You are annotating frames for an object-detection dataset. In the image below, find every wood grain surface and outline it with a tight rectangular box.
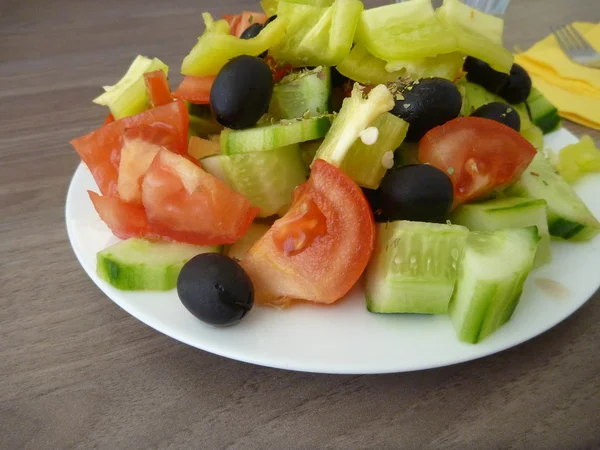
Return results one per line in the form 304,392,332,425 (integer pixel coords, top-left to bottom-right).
1,0,599,448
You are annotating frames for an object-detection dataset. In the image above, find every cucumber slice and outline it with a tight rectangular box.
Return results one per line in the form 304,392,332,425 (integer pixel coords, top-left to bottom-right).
451,197,551,267
97,238,221,291
339,113,408,189
201,144,307,217
520,125,544,151
365,221,469,315
220,115,332,154
226,223,271,261
526,87,561,134
507,153,600,241
93,55,168,120
449,227,539,343
299,139,323,168
269,66,331,120
314,83,395,167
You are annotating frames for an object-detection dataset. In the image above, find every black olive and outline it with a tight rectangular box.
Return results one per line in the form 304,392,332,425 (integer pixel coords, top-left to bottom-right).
210,55,273,129
497,63,532,104
362,187,385,222
264,15,277,26
391,78,462,142
463,56,509,94
240,23,263,40
177,253,254,326
376,164,454,223
471,102,521,131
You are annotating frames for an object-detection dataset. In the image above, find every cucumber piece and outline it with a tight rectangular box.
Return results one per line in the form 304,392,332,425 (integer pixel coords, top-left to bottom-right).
201,144,307,218
314,83,395,167
451,197,551,267
226,223,271,261
365,221,469,315
507,153,600,241
557,135,600,183
339,113,408,189
97,238,221,291
299,139,323,168
449,227,539,343
526,87,561,134
220,115,332,154
520,124,544,151
269,66,331,120
93,55,168,120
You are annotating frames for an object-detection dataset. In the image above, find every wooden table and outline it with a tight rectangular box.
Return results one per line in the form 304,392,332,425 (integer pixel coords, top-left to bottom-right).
2,0,599,448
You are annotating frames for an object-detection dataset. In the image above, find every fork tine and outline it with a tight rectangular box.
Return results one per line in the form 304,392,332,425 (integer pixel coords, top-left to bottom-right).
551,26,573,55
565,24,594,51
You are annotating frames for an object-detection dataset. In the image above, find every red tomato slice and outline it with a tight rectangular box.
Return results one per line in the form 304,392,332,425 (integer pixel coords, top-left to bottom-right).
88,191,156,240
144,70,172,107
241,159,375,306
418,117,537,207
141,149,259,245
224,11,268,38
173,75,215,104
71,100,189,196
103,113,115,126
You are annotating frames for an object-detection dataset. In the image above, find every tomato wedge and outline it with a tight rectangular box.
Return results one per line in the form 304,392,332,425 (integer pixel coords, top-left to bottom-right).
418,117,537,207
88,191,156,240
224,11,268,38
141,149,259,245
71,100,189,196
241,159,375,306
103,113,115,126
173,75,215,104
144,70,172,107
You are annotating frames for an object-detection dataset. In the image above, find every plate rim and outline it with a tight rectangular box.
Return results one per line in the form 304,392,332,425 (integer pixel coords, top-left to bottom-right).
65,127,600,374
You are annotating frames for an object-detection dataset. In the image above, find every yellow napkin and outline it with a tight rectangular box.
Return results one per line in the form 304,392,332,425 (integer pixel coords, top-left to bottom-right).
514,22,600,130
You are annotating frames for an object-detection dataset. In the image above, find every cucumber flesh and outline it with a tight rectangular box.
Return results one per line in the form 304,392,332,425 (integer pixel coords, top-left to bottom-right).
339,112,408,189
269,66,331,120
449,227,539,343
201,144,307,218
507,153,600,241
365,221,470,314
526,87,561,134
299,139,323,169
220,115,332,154
93,55,168,120
314,83,395,167
451,197,551,267
226,223,271,261
97,238,221,291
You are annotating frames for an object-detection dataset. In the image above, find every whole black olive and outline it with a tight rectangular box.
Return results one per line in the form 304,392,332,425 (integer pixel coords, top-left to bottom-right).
498,63,532,104
463,56,510,94
391,78,462,142
471,102,521,131
210,55,274,129
177,253,254,326
376,164,454,223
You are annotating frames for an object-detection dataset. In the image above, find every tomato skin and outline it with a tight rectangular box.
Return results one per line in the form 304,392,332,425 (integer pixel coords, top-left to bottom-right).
241,159,375,306
103,113,115,126
418,117,537,207
173,75,215,104
141,149,259,245
144,70,172,107
71,100,189,196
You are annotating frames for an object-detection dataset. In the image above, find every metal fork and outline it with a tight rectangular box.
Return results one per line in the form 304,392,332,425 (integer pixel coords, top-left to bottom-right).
551,24,600,69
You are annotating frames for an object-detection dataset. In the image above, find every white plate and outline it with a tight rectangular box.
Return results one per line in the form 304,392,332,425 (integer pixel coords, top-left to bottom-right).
66,128,600,374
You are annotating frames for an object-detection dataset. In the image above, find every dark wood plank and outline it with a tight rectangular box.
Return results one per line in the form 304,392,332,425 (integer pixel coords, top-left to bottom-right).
1,1,599,449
